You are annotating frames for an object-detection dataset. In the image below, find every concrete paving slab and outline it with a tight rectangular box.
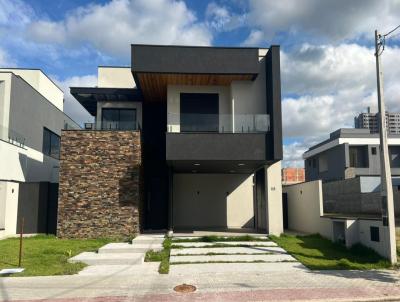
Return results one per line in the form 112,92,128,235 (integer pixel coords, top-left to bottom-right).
78,263,160,276
99,242,162,253
171,246,287,255
169,262,307,275
172,241,277,248
172,236,269,240
68,252,144,265
132,235,165,244
170,253,296,263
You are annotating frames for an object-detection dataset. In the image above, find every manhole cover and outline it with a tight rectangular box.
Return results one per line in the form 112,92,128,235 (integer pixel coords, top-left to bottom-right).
173,284,197,293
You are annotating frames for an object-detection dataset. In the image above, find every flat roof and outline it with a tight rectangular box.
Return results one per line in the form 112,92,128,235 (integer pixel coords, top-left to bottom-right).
70,87,142,116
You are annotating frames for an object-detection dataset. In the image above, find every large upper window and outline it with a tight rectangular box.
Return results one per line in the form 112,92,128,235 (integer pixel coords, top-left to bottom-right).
102,108,137,130
180,93,219,132
43,128,60,159
349,146,369,168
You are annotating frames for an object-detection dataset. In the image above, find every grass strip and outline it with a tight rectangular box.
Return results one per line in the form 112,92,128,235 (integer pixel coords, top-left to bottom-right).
270,234,391,270
144,238,171,274
0,235,114,277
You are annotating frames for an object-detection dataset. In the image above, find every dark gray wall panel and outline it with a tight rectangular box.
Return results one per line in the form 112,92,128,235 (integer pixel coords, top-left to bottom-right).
9,74,79,153
166,133,267,161
132,45,259,75
265,46,283,161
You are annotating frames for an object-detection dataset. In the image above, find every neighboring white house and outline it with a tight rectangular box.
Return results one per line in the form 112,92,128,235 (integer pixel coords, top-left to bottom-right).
0,68,79,239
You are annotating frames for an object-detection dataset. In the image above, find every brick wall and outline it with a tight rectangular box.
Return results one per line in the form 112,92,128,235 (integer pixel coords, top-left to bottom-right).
282,168,305,185
57,130,142,239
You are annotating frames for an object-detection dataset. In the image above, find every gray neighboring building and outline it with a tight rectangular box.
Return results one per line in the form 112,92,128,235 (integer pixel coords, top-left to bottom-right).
355,107,400,134
304,128,400,182
0,68,80,239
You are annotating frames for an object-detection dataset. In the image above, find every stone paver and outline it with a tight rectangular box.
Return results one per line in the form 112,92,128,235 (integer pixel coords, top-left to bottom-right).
68,252,144,265
98,242,162,253
170,253,296,263
172,241,277,247
170,246,287,255
2,269,400,301
169,262,307,274
78,263,160,276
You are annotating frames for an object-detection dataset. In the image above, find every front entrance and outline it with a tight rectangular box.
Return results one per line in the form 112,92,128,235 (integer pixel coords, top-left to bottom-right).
142,102,168,230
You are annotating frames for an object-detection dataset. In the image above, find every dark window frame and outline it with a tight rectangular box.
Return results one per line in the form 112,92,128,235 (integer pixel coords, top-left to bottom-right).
370,226,380,242
180,93,219,133
101,108,137,130
42,127,60,159
371,147,377,155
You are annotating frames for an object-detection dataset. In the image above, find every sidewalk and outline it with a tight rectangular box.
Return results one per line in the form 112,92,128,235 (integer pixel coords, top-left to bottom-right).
1,268,400,301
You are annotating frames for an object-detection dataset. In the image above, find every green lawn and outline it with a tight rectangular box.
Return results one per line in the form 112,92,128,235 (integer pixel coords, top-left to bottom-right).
145,238,171,274
271,234,391,270
0,235,113,277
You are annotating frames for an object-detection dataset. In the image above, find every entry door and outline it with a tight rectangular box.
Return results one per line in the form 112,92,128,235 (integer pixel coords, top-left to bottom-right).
255,169,267,231
146,177,168,230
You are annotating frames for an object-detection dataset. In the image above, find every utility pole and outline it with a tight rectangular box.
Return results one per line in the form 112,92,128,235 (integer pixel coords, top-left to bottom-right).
374,29,397,264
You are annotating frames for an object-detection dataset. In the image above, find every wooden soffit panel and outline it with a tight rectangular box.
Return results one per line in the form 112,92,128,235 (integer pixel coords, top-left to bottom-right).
137,73,253,102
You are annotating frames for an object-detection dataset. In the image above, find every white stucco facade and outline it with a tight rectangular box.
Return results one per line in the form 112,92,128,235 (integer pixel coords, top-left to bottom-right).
173,173,255,229
0,181,19,239
0,69,64,111
98,67,136,88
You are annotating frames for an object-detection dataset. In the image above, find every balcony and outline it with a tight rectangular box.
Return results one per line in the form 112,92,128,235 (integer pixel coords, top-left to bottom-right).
166,113,270,173
0,125,25,147
81,121,140,131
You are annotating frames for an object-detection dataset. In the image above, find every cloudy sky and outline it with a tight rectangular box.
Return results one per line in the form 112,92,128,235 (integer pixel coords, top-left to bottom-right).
1,0,400,167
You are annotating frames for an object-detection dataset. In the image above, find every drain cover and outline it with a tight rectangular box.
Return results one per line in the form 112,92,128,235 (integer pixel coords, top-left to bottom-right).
173,284,197,293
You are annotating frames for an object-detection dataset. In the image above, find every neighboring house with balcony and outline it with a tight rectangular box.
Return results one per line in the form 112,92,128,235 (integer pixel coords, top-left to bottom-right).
0,68,80,239
304,128,400,183
58,45,283,238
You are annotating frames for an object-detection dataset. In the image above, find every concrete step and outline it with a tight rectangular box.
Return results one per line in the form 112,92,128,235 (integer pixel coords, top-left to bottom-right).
98,243,162,254
170,246,287,256
171,241,277,248
170,253,296,264
69,252,144,265
132,235,165,244
78,263,160,276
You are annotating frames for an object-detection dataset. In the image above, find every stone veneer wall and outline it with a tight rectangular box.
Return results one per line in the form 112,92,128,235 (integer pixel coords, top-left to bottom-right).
57,130,142,239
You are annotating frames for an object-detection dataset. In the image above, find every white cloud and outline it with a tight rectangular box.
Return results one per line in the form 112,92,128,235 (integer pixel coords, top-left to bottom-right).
241,29,264,46
0,0,34,27
248,0,400,41
27,0,212,58
54,75,97,126
0,47,16,67
205,2,246,32
281,43,400,166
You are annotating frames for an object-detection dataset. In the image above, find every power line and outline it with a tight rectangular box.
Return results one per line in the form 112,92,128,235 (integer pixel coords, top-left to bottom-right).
376,25,400,56
383,24,400,38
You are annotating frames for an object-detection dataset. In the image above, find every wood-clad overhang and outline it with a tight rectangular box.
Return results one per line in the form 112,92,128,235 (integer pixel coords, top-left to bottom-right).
131,44,260,102
134,73,254,102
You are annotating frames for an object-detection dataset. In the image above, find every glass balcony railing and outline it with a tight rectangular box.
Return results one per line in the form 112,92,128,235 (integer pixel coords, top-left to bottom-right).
82,121,140,131
167,113,270,133
0,125,25,147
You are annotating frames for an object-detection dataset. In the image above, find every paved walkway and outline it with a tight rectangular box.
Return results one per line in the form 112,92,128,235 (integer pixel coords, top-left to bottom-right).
1,234,400,301
70,235,164,276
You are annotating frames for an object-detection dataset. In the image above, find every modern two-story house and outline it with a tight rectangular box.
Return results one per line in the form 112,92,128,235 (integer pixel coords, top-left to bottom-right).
57,45,283,238
304,128,400,182
0,68,80,239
